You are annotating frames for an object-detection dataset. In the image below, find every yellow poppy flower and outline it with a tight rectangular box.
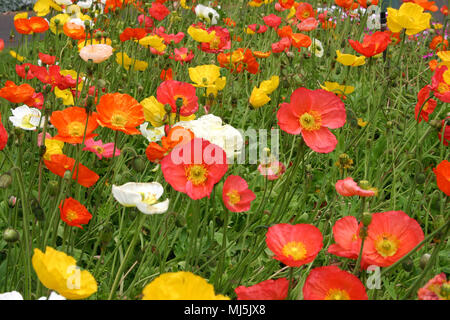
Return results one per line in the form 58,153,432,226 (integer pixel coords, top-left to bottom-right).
187,26,215,43
188,65,221,88
141,96,195,127
137,35,166,52
250,87,271,108
437,51,450,68
43,138,64,160
206,76,226,97
10,50,25,62
142,272,229,300
54,87,74,106
357,118,368,127
32,246,97,300
116,52,148,71
14,12,28,20
259,76,279,95
387,3,431,36
320,81,354,96
34,0,62,17
336,50,366,67
49,13,70,34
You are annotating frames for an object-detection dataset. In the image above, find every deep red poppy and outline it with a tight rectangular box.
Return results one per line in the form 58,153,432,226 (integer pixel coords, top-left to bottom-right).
235,278,289,300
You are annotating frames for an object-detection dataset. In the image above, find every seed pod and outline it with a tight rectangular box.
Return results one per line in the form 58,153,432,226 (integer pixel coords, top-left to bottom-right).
3,228,20,243
420,253,431,269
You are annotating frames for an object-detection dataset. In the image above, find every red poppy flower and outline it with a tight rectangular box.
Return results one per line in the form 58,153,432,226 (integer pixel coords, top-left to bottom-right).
433,160,450,196
156,80,198,116
263,14,282,29
44,154,99,188
0,113,8,151
441,5,449,15
155,27,185,44
272,37,291,53
16,63,35,80
363,211,424,267
235,278,289,300
146,126,194,163
223,18,236,27
0,80,35,105
59,197,92,229
277,87,346,153
96,93,144,135
199,26,231,54
328,216,363,262
51,106,99,144
278,0,295,9
296,2,315,21
431,66,450,103
148,2,170,21
119,27,147,42
247,24,268,34
303,266,368,300
138,14,154,33
335,177,376,197
160,68,173,81
38,52,56,66
170,47,194,64
415,85,437,123
222,175,256,212
32,65,76,90
418,273,449,300
438,117,450,146
348,31,391,57
161,138,228,200
265,223,323,267
0,39,4,52
357,0,379,7
217,48,259,74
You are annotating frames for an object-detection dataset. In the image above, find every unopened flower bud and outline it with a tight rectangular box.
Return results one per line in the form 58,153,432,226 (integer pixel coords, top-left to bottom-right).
362,212,372,227
429,119,442,129
164,104,172,114
402,257,414,272
63,170,72,181
8,196,16,208
359,226,368,238
131,156,146,172
31,198,44,221
175,97,184,109
54,19,60,26
48,180,59,196
420,253,431,269
3,228,20,243
359,180,370,190
415,173,426,184
0,172,13,189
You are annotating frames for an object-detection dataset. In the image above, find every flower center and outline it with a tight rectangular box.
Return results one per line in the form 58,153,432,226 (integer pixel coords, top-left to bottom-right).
209,35,221,49
139,192,157,205
375,233,399,257
67,121,85,137
21,114,36,128
93,146,104,154
302,12,310,18
226,189,241,205
66,210,78,222
111,112,128,128
281,241,307,260
186,165,208,186
325,289,350,300
299,111,321,131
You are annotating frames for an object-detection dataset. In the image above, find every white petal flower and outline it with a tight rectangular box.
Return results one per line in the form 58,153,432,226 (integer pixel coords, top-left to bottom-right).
308,39,324,58
195,4,220,25
38,292,66,300
77,0,93,9
139,123,165,143
0,291,23,300
55,0,73,5
112,182,169,215
9,105,43,130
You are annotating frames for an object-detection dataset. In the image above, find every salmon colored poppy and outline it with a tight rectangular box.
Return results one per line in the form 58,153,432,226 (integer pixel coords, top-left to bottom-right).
170,47,194,64
335,177,376,197
0,113,8,151
303,266,368,300
235,278,289,300
63,22,85,40
222,175,256,213
265,223,323,267
415,85,437,123
276,87,346,153
96,93,145,135
50,106,99,144
145,126,194,163
39,52,56,65
160,138,228,200
156,80,198,116
297,17,319,31
59,197,92,229
44,154,99,188
119,27,147,42
327,216,362,261
433,160,450,196
295,2,315,21
0,81,35,105
418,273,449,300
363,211,424,267
348,31,391,57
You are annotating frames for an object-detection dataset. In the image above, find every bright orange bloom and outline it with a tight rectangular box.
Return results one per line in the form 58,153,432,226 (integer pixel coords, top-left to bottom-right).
291,33,312,48
404,0,438,11
14,17,48,34
217,48,259,74
0,81,35,105
278,0,295,9
429,35,448,51
429,59,438,71
296,2,315,21
265,223,323,267
44,154,99,188
59,197,92,229
223,18,236,27
348,31,391,57
14,19,32,34
441,5,448,15
63,22,85,40
303,266,368,300
253,50,271,58
50,106,99,144
357,0,379,7
433,160,450,196
335,0,357,10
146,126,194,163
96,93,145,135
119,28,147,42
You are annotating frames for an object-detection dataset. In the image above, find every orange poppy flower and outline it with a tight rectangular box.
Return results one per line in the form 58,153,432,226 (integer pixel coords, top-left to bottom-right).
96,93,145,135
223,18,236,27
278,0,295,9
0,81,35,105
63,22,86,40
404,0,438,11
145,126,194,163
429,35,448,51
29,17,49,33
50,106,99,144
253,50,272,58
296,2,315,21
44,154,99,188
265,223,323,267
291,33,312,48
119,27,147,42
335,0,357,10
14,19,32,34
59,197,92,229
433,160,450,196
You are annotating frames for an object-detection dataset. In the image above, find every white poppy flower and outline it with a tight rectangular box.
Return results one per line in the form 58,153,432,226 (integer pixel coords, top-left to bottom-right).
9,105,43,130
308,39,324,58
112,182,169,215
38,292,66,300
55,0,73,5
195,4,220,25
173,114,244,162
139,123,165,143
77,0,93,9
0,291,66,300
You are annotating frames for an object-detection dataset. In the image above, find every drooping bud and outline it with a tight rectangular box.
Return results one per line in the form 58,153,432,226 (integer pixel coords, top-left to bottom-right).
3,228,20,243
0,172,12,189
31,198,45,221
420,253,431,269
401,257,414,272
48,180,59,196
63,170,72,181
131,156,146,172
8,195,16,208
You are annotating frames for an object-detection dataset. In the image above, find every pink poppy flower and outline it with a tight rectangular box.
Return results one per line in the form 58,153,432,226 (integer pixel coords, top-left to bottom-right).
222,175,256,212
263,14,282,29
297,17,319,31
276,87,346,153
335,177,375,197
83,138,120,159
170,47,194,64
258,160,286,180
